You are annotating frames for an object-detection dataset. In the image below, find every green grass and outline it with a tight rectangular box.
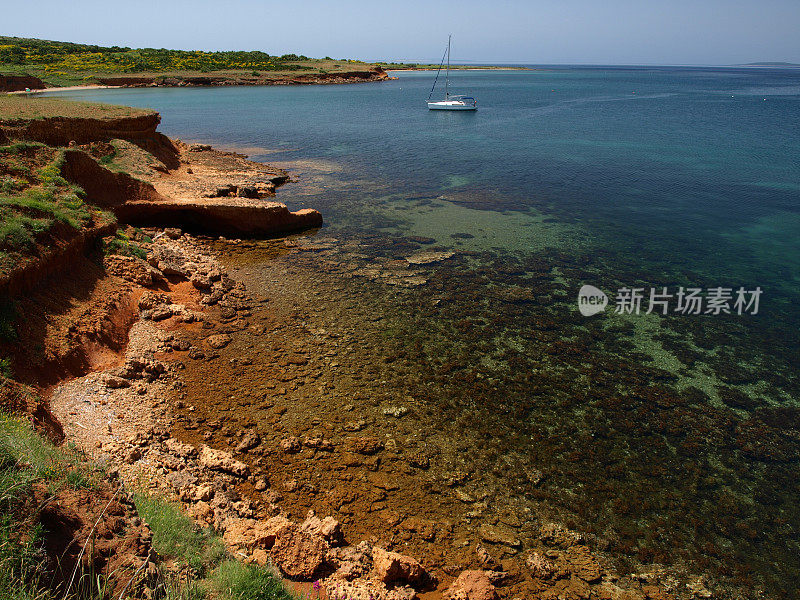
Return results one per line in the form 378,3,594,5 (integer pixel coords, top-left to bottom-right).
0,414,295,599
0,149,95,255
211,561,295,600
133,494,224,575
103,230,147,260
0,413,101,600
133,493,298,600
0,95,153,122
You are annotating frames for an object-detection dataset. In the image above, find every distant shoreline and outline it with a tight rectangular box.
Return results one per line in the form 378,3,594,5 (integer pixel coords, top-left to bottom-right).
387,66,531,72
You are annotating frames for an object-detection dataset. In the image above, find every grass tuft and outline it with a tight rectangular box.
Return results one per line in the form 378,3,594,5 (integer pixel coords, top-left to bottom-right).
211,560,295,600
132,494,224,575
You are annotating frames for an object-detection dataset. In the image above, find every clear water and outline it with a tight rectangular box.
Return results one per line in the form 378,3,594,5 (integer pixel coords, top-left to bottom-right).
58,66,800,597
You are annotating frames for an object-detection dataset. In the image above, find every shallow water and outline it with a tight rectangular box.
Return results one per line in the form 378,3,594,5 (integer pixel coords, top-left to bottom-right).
60,66,800,597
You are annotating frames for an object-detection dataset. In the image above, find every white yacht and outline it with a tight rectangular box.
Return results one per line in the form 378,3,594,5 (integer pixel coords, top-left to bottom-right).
427,36,477,111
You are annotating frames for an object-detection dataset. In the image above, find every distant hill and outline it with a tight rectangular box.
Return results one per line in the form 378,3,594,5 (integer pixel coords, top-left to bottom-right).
0,36,500,88
0,35,314,74
741,62,800,67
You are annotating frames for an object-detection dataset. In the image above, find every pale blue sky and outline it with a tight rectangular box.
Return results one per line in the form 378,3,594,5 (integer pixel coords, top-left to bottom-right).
4,0,799,65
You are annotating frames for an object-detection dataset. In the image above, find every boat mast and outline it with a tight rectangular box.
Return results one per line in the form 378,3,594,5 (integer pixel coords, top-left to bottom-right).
445,35,451,99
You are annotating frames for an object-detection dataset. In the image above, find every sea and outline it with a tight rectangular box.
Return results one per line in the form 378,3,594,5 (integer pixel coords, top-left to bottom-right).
57,65,800,598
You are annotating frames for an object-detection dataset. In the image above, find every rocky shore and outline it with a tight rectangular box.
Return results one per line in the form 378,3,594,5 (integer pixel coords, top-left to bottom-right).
94,66,392,88
1,98,699,600
0,66,392,94
39,227,691,600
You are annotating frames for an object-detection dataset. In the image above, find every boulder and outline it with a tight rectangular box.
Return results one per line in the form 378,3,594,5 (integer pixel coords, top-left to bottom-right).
199,445,250,477
270,525,329,580
279,436,301,453
479,524,521,548
236,430,261,452
372,548,428,587
327,541,373,580
324,580,416,600
223,516,292,551
444,571,498,600
300,510,343,546
206,334,232,349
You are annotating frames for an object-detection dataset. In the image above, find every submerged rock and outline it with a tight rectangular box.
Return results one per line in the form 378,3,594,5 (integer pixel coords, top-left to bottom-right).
444,570,498,600
405,250,456,265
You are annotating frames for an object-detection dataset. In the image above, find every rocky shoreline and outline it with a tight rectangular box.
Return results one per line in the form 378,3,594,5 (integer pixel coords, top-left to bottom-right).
1,99,709,599
43,227,696,600
1,67,393,94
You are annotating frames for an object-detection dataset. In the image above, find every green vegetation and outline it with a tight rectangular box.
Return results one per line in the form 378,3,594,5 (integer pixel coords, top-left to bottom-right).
0,414,295,599
0,37,312,74
134,494,295,600
103,229,147,260
0,36,515,88
0,95,153,121
211,560,294,600
0,150,92,253
0,301,17,342
0,414,101,600
133,494,225,574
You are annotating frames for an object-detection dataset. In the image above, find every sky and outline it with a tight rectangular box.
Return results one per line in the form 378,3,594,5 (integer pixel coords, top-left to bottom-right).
3,0,799,65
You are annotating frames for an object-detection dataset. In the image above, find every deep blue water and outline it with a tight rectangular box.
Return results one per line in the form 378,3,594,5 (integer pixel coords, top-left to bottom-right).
56,67,800,597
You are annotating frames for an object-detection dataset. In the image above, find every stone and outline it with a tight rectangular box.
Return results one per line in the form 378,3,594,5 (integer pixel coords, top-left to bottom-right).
444,570,498,600
150,305,173,321
236,430,261,452
191,484,215,502
372,547,428,587
199,445,250,477
300,510,343,546
124,448,142,464
206,334,232,349
105,376,131,389
479,524,521,548
323,580,396,600
270,525,329,580
525,551,555,579
163,438,197,458
347,436,384,455
327,542,373,581
279,436,301,453
166,470,197,490
191,272,212,289
383,406,408,418
303,437,334,451
223,516,293,551
138,291,170,311
405,250,456,265
565,545,602,583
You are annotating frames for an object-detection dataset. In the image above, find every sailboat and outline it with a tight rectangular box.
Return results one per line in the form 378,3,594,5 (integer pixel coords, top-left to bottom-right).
427,35,477,110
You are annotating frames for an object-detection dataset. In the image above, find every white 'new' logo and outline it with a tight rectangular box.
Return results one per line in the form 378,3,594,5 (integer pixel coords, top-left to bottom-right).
578,285,608,316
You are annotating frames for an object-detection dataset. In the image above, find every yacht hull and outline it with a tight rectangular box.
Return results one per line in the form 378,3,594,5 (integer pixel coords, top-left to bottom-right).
427,102,477,111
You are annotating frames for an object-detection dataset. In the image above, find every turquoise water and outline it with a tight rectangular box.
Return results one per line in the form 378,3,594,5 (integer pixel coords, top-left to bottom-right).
59,67,800,597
